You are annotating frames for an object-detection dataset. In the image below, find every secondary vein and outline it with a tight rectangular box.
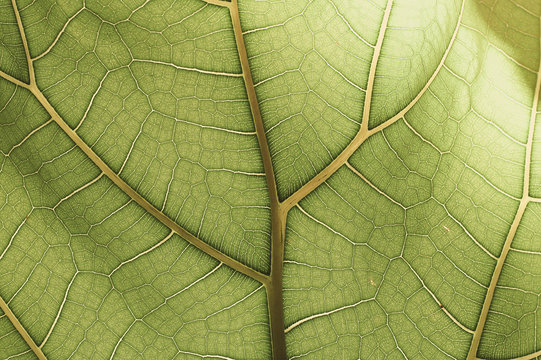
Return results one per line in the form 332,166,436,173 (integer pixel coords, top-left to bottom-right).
0,295,47,360
466,16,541,359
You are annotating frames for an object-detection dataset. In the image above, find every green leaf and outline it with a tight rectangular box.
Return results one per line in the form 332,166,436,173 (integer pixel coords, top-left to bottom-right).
0,0,540,359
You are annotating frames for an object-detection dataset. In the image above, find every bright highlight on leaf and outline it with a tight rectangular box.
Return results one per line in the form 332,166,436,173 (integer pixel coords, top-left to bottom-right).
0,0,540,359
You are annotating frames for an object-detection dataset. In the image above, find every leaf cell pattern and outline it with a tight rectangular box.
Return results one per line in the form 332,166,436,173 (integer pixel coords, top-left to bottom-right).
0,0,540,359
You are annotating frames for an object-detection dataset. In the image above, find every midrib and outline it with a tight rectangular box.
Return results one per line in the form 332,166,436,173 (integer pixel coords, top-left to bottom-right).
228,0,286,358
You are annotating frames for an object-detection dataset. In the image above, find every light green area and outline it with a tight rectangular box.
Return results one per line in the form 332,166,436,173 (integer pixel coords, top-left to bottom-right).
1,0,541,359
368,0,462,128
532,111,541,197
479,203,541,359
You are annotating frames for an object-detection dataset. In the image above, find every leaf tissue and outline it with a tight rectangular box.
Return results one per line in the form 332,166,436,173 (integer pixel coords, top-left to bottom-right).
0,0,540,359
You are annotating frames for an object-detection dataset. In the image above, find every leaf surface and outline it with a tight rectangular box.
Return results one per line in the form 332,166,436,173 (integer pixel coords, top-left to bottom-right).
0,0,540,359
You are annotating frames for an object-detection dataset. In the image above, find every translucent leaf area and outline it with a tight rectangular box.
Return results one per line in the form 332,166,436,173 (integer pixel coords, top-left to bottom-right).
0,0,540,359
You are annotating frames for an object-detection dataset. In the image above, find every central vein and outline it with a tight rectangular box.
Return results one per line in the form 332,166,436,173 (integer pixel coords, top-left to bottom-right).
228,1,286,359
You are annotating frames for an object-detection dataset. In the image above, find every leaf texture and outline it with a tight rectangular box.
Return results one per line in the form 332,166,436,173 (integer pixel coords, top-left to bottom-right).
0,0,540,359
